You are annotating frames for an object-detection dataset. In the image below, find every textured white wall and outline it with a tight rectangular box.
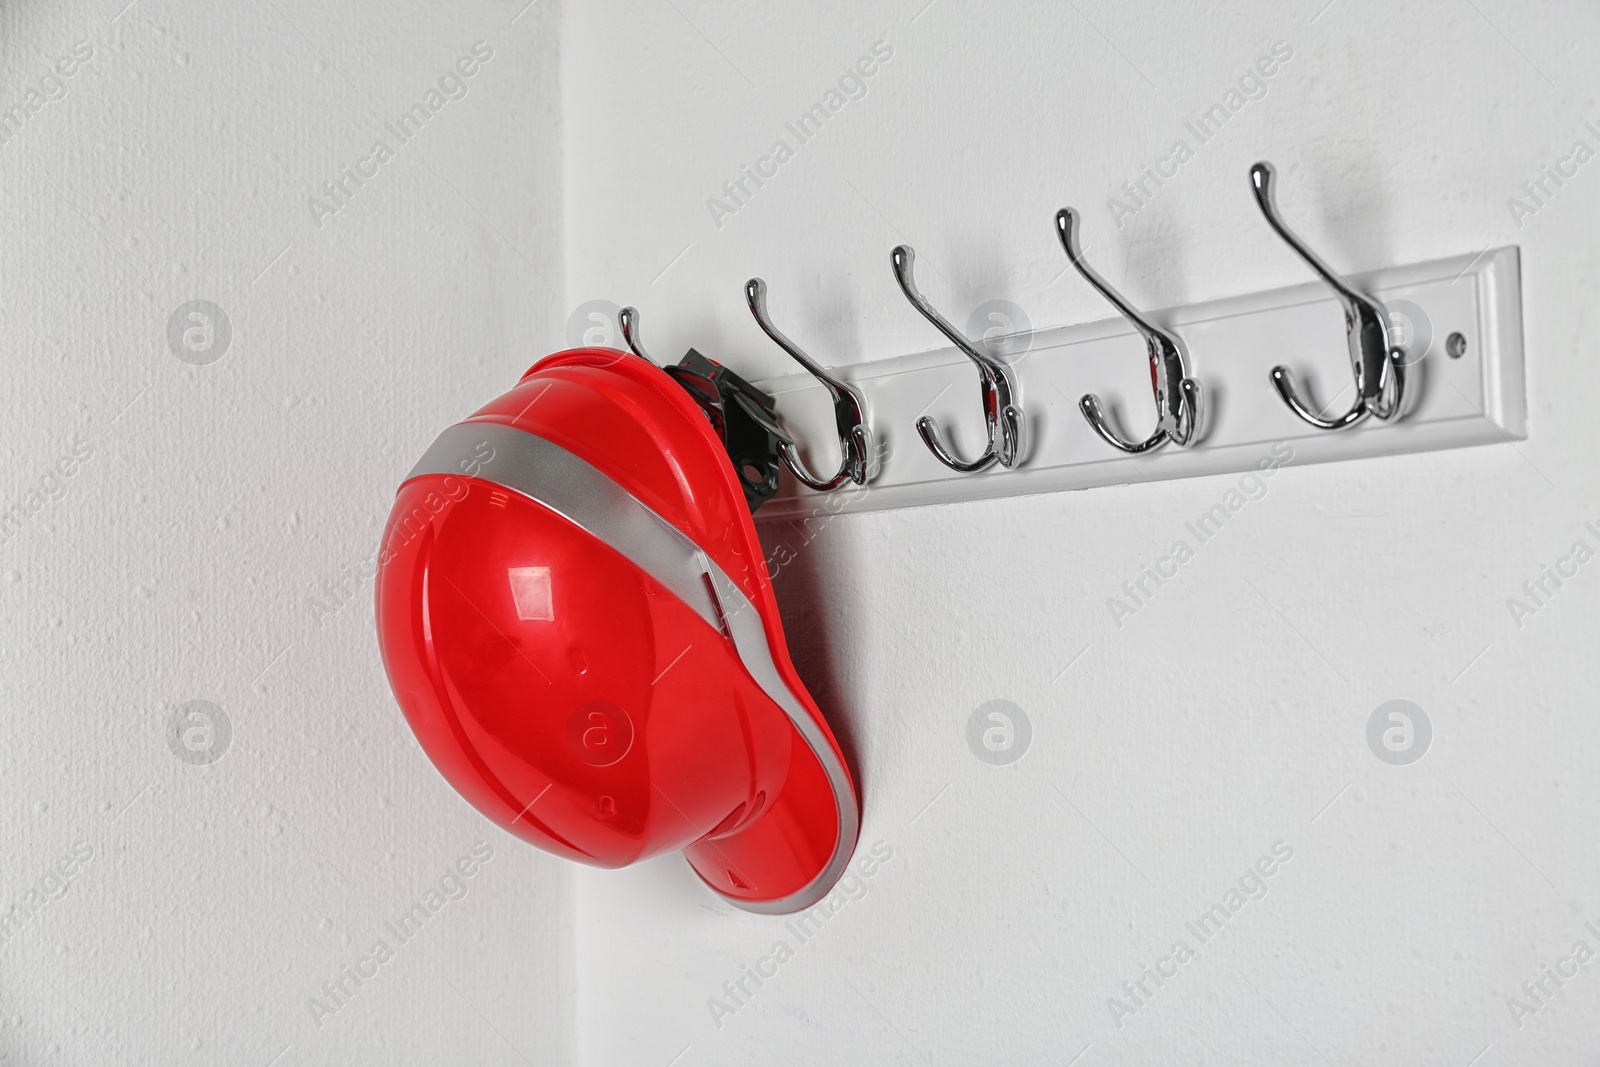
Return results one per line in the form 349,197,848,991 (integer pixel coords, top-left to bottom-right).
10,0,1600,1064
0,1,570,1064
563,1,1600,1065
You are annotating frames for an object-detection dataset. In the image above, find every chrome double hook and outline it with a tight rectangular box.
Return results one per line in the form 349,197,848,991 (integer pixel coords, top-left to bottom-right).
891,245,1026,473
617,305,652,363
1250,161,1407,430
744,279,873,491
1055,208,1203,453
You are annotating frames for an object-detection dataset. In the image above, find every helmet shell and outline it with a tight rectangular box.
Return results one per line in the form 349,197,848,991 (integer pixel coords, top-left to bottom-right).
376,348,859,911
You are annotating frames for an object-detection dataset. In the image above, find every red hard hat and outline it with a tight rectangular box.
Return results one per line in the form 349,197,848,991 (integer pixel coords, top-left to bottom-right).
375,347,859,913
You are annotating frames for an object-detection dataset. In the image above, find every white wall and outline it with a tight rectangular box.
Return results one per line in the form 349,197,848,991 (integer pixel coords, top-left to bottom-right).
0,1,571,1064
8,0,1600,1064
564,1,1600,1064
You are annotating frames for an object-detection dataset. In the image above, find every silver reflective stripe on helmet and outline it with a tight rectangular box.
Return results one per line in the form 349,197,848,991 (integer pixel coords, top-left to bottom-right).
404,419,860,914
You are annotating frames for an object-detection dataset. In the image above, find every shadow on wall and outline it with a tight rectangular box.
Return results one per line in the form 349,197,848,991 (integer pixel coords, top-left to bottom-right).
760,505,869,810
1307,142,1394,270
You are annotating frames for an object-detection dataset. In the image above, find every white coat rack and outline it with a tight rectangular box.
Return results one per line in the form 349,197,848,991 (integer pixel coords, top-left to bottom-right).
748,245,1523,520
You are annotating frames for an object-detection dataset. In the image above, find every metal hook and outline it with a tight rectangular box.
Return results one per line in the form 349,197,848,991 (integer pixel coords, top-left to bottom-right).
1249,161,1407,430
1055,208,1203,453
890,245,1025,473
743,279,873,492
617,306,655,364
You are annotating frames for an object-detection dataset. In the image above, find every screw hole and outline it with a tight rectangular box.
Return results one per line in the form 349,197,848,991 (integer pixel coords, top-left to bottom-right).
741,464,765,484
1446,332,1467,359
